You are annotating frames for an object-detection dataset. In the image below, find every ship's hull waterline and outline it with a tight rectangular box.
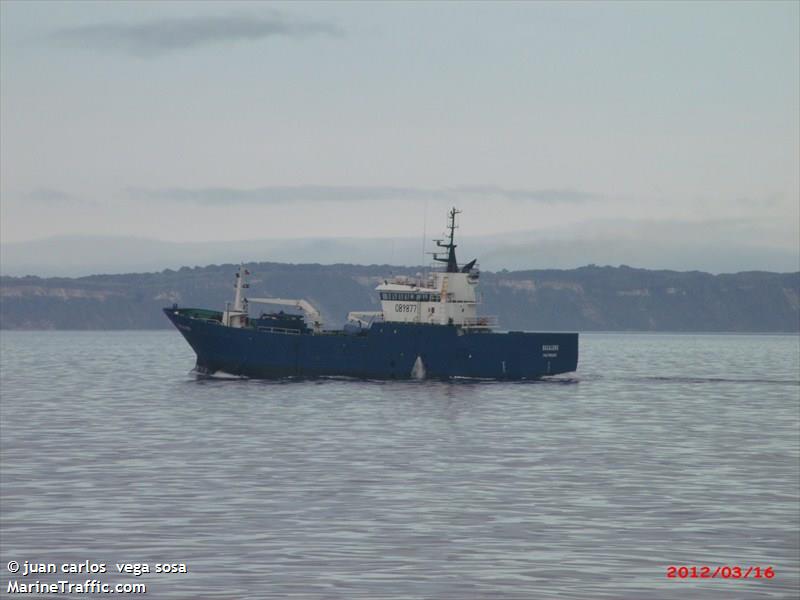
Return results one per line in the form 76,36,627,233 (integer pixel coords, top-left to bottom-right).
165,309,578,380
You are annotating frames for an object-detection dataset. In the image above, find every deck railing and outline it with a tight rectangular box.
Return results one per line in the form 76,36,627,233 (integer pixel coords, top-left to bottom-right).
462,315,498,329
256,326,302,335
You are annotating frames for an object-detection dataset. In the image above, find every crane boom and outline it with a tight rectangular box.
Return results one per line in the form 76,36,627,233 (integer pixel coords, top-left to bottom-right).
246,297,322,332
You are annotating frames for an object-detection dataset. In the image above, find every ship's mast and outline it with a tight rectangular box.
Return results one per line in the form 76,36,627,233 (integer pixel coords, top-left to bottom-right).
433,207,461,273
447,206,459,247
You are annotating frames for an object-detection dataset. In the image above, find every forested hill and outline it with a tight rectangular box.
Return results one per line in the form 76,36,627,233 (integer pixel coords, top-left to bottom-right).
1,263,798,332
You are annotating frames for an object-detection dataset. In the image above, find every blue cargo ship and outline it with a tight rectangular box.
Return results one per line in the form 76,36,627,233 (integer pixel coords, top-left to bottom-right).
164,209,578,380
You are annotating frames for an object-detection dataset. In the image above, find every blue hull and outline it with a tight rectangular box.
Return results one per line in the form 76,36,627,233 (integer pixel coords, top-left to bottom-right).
164,308,578,380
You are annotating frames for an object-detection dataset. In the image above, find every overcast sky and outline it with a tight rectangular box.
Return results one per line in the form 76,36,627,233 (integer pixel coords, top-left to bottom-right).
1,1,798,272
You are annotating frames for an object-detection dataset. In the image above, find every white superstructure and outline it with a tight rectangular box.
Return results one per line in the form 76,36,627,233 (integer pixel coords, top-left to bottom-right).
375,270,489,327
371,208,495,329
222,208,495,332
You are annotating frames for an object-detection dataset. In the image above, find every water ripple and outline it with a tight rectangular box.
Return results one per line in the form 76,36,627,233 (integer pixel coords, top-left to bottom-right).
1,331,798,599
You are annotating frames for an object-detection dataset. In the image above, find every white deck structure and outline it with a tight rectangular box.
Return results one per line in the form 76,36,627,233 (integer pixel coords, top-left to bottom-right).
368,208,495,329
224,208,495,331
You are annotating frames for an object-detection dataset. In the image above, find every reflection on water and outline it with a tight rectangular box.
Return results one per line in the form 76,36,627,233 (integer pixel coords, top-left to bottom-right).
1,331,798,599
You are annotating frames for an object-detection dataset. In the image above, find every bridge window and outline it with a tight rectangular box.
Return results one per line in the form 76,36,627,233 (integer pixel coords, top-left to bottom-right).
381,291,442,302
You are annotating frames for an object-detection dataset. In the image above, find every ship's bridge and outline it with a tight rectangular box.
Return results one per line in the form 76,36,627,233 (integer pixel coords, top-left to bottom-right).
376,271,490,327
370,208,495,329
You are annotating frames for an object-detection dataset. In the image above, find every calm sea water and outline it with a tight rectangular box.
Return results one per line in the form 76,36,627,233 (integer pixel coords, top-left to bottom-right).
1,331,798,599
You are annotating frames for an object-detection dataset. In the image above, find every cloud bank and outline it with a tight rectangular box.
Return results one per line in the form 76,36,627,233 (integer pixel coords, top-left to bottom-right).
2,218,797,277
50,13,343,57
23,188,78,204
127,185,600,205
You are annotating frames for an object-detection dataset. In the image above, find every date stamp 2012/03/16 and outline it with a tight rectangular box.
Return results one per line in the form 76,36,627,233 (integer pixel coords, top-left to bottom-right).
666,565,775,579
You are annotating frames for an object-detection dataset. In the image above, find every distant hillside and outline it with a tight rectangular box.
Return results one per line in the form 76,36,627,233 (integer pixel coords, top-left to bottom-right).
3,225,799,277
1,263,798,332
